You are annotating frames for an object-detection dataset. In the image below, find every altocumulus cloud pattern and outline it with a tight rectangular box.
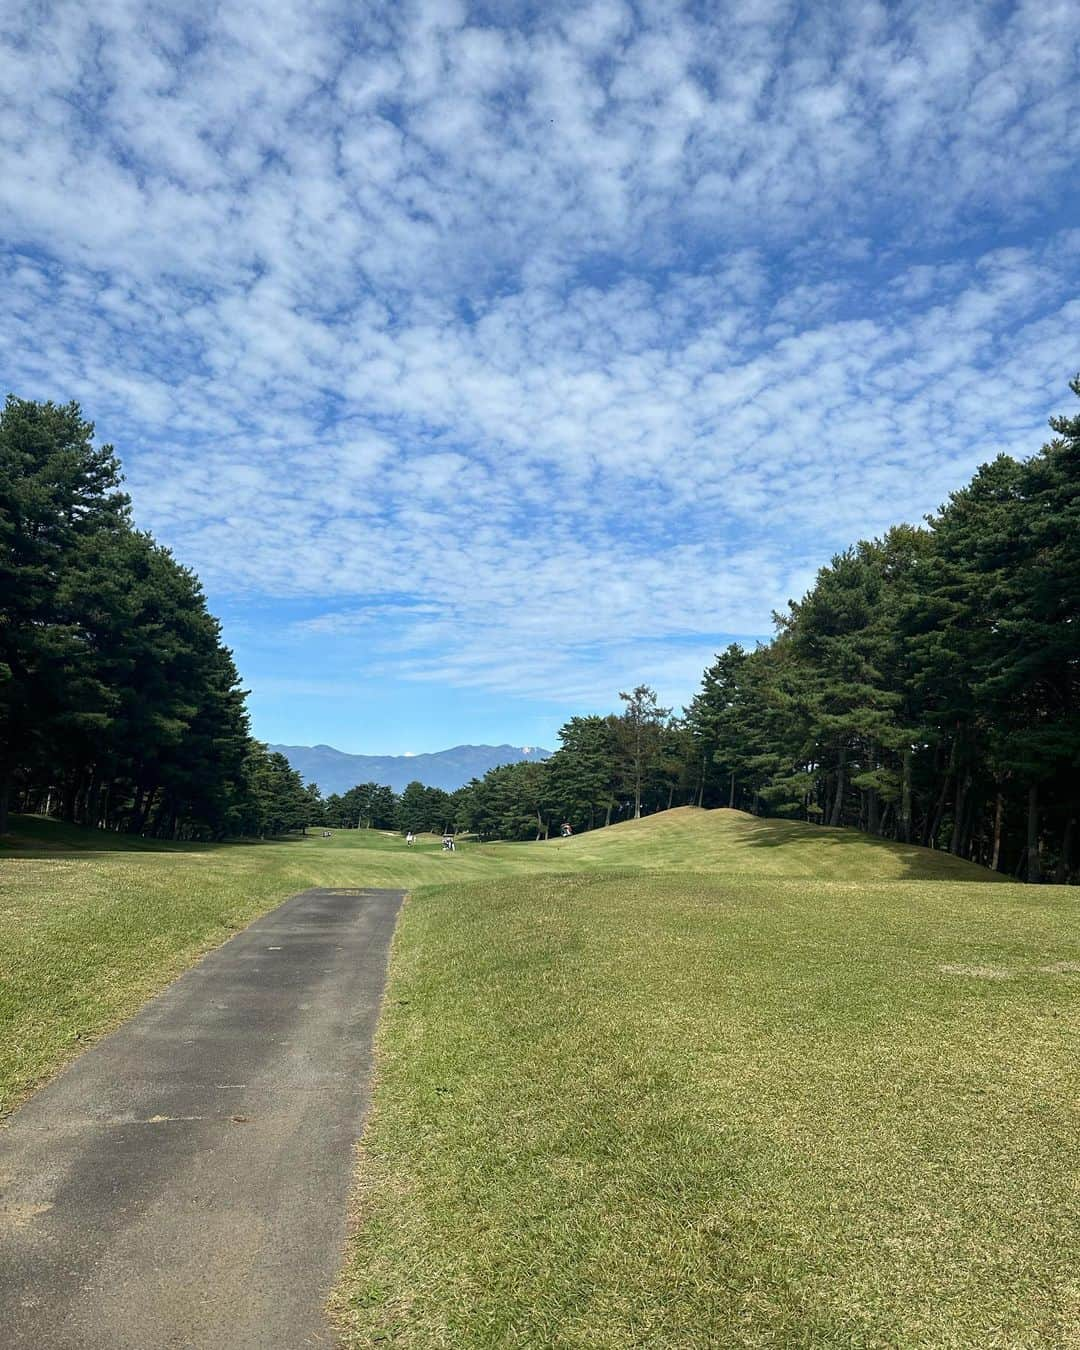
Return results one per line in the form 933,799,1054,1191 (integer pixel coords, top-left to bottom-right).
2,0,1078,716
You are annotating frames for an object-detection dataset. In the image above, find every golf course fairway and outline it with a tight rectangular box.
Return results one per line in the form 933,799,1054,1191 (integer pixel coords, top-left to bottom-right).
3,809,1076,1347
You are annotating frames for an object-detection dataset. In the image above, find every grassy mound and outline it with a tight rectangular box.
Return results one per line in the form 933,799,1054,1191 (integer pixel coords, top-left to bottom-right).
540,806,1001,881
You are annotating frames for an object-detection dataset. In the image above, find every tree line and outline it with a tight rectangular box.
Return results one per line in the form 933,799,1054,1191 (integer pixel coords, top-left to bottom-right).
0,397,316,839
386,381,1077,882
303,689,679,840
5,382,1076,879
687,379,1079,884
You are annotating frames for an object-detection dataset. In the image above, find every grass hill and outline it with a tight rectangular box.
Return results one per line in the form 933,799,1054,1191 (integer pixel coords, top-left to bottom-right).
0,808,999,1119
540,805,1002,881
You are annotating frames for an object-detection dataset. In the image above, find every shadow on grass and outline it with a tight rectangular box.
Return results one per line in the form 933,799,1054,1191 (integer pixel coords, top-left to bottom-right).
734,812,1003,882
0,815,304,859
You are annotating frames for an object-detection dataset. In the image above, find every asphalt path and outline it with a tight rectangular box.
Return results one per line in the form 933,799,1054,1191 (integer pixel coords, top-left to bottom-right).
0,886,405,1349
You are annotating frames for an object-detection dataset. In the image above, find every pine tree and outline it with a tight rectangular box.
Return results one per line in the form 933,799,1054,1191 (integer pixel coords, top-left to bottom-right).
616,686,671,819
0,398,129,832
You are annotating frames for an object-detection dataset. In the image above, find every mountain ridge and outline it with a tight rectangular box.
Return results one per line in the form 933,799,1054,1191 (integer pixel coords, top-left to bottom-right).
269,742,552,794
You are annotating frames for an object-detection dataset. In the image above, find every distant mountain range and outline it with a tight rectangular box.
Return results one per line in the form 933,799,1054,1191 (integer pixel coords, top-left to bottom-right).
269,742,552,795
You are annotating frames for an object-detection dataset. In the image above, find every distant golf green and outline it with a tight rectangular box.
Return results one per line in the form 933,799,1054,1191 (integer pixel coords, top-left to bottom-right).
3,809,1076,1346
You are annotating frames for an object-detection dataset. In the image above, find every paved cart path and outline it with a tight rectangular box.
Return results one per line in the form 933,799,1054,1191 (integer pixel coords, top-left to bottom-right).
0,886,405,1349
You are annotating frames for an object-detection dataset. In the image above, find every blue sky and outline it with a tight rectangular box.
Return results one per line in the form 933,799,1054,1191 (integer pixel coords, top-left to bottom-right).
3,0,1078,754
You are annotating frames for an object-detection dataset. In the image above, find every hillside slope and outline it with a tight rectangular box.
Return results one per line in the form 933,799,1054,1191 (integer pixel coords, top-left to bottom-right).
539,806,1003,882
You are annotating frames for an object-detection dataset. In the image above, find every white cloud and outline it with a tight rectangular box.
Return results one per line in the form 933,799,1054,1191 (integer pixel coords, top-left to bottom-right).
1,0,1077,711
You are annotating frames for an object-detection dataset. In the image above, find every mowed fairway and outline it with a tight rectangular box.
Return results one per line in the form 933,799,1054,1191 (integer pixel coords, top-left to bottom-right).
0,808,985,1116
336,822,1079,1347
0,816,561,1116
3,809,1078,1346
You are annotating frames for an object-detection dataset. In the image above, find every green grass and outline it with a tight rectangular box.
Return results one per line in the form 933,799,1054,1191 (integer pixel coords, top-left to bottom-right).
339,870,1078,1348
0,814,558,1116
0,808,1004,1118
4,807,1075,1346
537,808,1003,881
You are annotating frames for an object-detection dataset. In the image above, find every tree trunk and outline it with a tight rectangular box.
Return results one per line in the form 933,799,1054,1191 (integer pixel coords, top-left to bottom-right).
84,774,105,830
950,772,971,855
926,739,956,848
900,747,913,843
696,755,705,808
129,782,145,832
131,780,159,834
666,781,674,810
98,781,112,831
604,800,613,828
1055,816,1076,885
142,787,161,835
0,767,12,836
728,771,735,809
61,774,81,824
867,786,880,835
959,786,979,859
1026,783,1040,884
829,749,846,827
991,791,1005,872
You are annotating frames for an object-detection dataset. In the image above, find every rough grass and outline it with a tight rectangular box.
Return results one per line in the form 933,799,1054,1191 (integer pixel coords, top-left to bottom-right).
337,871,1079,1348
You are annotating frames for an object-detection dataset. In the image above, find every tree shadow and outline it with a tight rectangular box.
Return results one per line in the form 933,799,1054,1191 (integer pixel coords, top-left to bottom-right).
0,815,302,860
733,812,1003,882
